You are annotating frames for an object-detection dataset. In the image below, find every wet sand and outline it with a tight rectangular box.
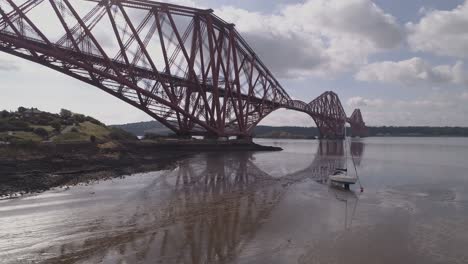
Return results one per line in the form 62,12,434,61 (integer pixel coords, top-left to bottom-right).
1,138,468,263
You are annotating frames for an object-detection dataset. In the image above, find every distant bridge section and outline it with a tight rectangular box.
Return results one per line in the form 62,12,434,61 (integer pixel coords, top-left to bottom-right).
0,0,367,139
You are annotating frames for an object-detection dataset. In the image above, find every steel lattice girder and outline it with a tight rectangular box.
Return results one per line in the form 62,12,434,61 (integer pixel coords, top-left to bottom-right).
347,109,368,137
0,0,367,138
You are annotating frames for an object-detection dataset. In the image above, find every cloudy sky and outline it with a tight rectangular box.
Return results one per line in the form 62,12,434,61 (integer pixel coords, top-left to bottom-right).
1,0,468,127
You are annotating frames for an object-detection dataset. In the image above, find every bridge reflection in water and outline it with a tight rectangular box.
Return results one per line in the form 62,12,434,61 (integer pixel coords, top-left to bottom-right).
48,140,365,263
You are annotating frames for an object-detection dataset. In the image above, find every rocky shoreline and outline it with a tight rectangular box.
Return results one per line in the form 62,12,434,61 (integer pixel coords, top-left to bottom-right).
0,140,281,197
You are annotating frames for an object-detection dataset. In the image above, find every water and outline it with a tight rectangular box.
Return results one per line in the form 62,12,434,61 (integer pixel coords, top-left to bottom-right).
1,138,468,264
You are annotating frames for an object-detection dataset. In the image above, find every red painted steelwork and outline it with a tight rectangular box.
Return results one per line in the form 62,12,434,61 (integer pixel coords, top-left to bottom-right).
347,109,368,138
0,0,367,138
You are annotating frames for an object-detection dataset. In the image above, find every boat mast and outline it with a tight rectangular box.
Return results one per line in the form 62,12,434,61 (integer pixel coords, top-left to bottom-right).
344,124,348,170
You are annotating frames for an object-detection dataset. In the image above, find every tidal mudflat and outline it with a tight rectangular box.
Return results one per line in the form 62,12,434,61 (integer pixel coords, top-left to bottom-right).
1,138,467,263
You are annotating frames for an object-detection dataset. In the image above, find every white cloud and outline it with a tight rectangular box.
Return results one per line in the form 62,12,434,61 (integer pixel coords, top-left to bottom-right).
344,93,468,126
284,0,403,49
216,0,404,78
355,57,468,86
347,96,384,108
5,0,401,79
407,1,468,58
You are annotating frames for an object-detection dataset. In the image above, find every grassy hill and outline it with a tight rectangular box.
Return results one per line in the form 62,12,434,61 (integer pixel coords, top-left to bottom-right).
0,107,136,144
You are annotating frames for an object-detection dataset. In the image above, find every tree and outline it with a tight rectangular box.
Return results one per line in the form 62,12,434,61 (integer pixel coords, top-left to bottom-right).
60,109,72,119
33,128,49,139
18,106,26,113
0,121,14,132
51,121,61,132
10,120,30,131
73,114,86,123
0,110,9,119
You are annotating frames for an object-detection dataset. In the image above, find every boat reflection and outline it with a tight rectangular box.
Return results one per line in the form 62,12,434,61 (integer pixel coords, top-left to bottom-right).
350,140,365,166
329,187,359,230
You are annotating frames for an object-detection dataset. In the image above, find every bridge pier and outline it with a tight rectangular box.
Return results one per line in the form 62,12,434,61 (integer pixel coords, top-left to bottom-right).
349,124,368,138
318,135,345,140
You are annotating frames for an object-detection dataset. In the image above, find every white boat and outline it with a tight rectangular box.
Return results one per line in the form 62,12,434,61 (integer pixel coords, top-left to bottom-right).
329,169,357,187
328,127,360,190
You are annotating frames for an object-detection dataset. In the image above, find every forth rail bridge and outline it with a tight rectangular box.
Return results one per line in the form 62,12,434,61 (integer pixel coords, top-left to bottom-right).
0,0,367,139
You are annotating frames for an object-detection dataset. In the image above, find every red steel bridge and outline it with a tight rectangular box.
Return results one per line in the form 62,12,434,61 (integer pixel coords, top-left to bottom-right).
0,0,367,139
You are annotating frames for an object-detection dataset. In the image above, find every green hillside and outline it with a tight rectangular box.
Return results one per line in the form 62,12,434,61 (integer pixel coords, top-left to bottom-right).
0,107,136,144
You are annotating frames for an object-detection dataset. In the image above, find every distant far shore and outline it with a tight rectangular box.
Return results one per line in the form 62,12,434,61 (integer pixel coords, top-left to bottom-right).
254,134,468,140
252,126,468,139
112,121,468,139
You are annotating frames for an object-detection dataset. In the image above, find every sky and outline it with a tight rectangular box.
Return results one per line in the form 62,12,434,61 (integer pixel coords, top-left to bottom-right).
1,0,468,127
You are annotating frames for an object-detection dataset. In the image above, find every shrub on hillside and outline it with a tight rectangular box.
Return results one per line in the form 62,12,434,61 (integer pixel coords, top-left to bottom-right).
9,120,31,131
33,128,49,139
35,112,56,125
85,116,104,126
36,117,51,126
60,118,74,126
60,109,72,119
0,110,9,118
0,121,15,132
51,121,61,132
11,139,39,148
73,114,86,123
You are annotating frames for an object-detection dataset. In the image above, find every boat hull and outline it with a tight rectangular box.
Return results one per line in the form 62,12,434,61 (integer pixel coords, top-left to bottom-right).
329,175,357,184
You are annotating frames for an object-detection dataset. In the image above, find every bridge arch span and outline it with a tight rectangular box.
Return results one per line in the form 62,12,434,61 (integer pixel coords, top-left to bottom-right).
251,91,357,139
251,107,321,137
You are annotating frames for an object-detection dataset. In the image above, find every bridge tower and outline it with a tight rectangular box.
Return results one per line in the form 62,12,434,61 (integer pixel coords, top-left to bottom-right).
347,109,368,137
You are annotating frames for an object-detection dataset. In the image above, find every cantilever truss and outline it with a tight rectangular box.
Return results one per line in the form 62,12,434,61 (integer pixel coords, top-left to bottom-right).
0,0,367,138
347,109,368,137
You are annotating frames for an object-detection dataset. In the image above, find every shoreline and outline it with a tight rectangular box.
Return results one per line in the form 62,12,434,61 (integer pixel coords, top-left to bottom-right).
0,140,281,197
255,135,468,139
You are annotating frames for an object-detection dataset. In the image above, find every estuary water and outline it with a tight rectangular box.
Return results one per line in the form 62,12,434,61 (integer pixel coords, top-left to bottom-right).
1,137,468,264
